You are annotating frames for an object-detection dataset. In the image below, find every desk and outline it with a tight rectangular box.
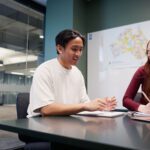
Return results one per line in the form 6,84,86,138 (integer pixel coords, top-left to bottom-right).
0,115,150,150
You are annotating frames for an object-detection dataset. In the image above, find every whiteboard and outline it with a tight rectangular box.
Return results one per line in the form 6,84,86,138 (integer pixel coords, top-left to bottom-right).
87,20,150,109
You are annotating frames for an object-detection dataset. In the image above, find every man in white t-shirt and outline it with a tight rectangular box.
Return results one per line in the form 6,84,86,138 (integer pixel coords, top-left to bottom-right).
27,29,117,118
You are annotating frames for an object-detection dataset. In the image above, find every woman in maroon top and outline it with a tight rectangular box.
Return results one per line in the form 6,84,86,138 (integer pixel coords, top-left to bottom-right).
123,41,150,113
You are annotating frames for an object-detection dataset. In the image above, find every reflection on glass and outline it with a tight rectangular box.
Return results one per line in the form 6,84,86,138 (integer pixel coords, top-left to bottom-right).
0,0,44,104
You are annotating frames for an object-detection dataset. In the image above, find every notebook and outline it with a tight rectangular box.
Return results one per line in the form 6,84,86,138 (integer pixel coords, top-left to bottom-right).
76,111,125,118
130,117,150,122
128,111,150,117
128,111,150,122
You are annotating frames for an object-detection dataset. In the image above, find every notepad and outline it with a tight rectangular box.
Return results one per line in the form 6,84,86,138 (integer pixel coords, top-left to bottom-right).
76,111,125,117
128,111,150,122
129,116,150,122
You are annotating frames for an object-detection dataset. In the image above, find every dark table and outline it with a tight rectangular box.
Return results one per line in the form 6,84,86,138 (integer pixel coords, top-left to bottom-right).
0,114,150,150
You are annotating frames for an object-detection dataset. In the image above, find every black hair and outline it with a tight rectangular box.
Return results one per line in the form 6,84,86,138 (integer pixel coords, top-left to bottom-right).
55,29,85,54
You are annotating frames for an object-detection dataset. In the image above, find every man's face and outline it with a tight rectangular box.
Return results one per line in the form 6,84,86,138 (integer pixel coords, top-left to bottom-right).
57,37,83,68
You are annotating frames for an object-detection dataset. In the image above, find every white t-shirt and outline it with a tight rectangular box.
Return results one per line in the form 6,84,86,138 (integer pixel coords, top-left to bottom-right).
27,58,89,117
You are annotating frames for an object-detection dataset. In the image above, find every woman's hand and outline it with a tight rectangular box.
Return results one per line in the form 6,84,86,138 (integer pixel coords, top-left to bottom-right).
138,103,150,114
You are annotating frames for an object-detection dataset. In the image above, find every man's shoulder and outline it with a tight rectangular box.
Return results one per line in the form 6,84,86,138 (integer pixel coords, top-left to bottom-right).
37,58,57,70
41,58,57,66
33,58,57,77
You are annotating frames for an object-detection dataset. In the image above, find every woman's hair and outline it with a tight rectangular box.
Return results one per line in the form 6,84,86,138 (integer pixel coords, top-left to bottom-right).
144,40,150,75
143,40,150,100
55,29,85,54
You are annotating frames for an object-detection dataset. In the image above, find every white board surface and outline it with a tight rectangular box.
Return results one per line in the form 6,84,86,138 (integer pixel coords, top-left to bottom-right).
87,20,150,109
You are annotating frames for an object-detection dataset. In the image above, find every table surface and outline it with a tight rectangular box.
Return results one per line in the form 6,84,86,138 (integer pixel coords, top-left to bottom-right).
0,114,150,150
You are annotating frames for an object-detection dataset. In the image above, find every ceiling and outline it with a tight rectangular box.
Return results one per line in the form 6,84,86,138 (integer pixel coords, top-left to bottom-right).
0,0,44,76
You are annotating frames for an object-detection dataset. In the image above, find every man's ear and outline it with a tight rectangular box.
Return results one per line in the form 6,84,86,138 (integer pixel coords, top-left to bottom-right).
56,45,63,54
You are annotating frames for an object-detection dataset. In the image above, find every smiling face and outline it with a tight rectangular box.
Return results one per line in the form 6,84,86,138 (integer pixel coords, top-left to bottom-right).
57,37,83,69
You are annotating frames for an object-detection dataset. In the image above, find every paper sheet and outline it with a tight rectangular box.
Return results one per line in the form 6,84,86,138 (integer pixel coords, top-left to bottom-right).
76,111,125,117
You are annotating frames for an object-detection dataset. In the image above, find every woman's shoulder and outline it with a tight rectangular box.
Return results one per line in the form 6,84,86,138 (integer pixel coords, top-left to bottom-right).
135,66,145,76
137,66,145,72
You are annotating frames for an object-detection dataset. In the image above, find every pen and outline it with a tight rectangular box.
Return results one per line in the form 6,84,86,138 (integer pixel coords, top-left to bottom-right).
128,111,136,117
141,91,150,103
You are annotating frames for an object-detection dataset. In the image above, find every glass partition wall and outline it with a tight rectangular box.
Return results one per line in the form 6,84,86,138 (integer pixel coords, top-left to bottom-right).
0,0,44,105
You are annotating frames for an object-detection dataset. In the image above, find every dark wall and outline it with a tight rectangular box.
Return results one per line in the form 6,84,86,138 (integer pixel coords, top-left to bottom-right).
86,0,150,32
73,0,87,82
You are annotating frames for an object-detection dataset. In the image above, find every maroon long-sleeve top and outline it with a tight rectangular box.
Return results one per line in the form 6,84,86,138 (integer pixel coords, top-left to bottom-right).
123,66,148,111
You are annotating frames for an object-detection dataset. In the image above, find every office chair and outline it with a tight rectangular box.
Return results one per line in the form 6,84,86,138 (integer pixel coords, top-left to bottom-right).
16,93,51,150
16,93,29,119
